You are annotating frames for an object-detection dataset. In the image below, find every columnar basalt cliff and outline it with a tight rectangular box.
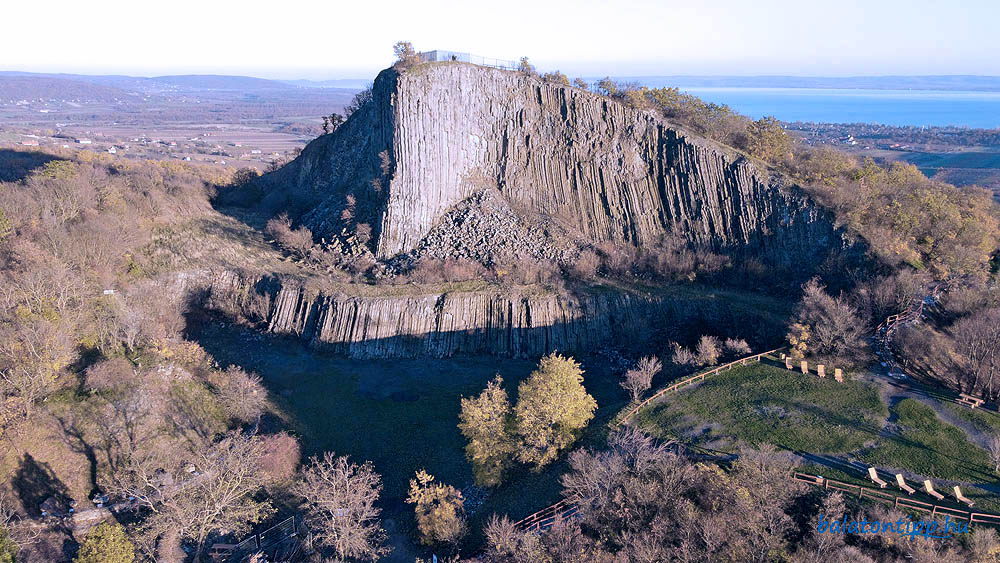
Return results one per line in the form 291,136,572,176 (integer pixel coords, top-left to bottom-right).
208,271,784,359
267,62,849,267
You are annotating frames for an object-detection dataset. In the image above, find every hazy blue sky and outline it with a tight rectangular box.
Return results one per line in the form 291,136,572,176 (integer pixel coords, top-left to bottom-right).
4,0,997,79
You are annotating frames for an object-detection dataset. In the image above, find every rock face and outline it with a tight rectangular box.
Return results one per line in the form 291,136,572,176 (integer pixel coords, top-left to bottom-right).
269,63,848,268
208,271,783,359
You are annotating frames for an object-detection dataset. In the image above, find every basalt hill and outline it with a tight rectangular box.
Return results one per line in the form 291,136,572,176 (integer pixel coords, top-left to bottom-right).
216,61,859,358
252,62,850,264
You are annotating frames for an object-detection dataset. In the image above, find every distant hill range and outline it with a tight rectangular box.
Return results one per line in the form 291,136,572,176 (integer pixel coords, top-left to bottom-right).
5,71,1000,99
0,71,364,108
607,75,1000,92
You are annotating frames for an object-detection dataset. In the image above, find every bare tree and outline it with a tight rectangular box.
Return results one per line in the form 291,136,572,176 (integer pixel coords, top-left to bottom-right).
620,356,661,401
291,452,390,562
724,338,752,356
111,431,274,561
0,316,75,419
787,278,865,364
695,336,721,366
218,366,268,424
988,434,1000,473
952,308,1000,398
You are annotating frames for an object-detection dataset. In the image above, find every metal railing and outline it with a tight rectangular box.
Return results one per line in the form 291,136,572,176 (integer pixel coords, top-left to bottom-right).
215,516,299,562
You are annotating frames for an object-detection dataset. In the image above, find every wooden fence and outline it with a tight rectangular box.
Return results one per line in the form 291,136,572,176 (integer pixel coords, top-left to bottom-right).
793,472,1000,525
616,347,784,427
513,496,581,532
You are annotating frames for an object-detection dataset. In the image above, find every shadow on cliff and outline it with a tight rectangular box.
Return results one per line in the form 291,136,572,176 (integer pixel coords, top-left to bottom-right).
186,280,790,362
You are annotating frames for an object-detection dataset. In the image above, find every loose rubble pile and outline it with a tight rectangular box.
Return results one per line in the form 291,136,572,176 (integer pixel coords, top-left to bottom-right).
412,189,577,266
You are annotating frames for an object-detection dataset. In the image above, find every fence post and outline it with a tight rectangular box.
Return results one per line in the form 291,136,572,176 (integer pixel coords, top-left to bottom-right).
931,506,937,518
894,497,899,508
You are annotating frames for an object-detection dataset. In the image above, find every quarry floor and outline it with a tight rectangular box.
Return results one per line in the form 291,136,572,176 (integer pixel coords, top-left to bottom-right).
191,320,639,559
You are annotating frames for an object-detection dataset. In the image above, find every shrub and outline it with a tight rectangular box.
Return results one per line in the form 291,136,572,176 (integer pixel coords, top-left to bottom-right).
406,470,466,547
405,258,484,284
344,87,373,118
621,356,661,401
258,431,301,485
695,335,721,365
746,116,793,163
84,357,137,392
671,342,698,367
265,213,313,257
568,249,600,279
74,522,134,563
392,41,420,70
218,366,268,424
541,71,570,86
518,57,538,77
0,524,15,563
724,338,752,356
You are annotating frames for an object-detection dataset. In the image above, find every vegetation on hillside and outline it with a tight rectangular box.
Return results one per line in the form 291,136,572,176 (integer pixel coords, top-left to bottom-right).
588,77,1000,281
474,428,998,562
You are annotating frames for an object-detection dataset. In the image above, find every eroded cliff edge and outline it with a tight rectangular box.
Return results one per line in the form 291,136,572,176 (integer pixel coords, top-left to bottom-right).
265,62,851,269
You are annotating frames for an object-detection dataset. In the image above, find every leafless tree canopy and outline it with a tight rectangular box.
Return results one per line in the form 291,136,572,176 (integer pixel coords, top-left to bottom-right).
620,356,661,401
291,452,391,562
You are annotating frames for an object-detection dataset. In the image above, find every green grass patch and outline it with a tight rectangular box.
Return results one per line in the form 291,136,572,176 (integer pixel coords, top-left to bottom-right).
635,362,887,454
943,403,1000,435
861,398,994,483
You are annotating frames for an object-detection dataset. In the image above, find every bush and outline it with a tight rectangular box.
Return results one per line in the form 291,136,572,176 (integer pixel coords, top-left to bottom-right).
344,86,373,118
0,524,15,563
230,167,260,187
406,470,466,547
621,356,661,401
724,338,752,356
541,71,570,85
258,431,301,486
392,41,420,70
74,522,134,563
517,57,538,77
567,249,600,279
265,213,313,257
404,258,485,284
746,116,793,163
695,335,721,365
671,342,698,367
218,366,268,424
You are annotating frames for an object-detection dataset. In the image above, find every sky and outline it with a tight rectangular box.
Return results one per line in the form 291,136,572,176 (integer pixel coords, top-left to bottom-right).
3,0,998,80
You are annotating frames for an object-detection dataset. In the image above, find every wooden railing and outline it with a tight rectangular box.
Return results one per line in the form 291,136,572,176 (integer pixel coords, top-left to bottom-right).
513,495,581,532
792,472,1000,525
616,347,784,427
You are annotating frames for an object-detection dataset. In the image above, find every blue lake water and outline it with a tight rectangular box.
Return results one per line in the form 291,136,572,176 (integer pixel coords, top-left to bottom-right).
676,88,1000,128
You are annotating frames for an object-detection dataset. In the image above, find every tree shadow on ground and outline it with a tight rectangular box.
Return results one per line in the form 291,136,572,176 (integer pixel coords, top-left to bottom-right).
0,149,61,182
12,453,71,517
